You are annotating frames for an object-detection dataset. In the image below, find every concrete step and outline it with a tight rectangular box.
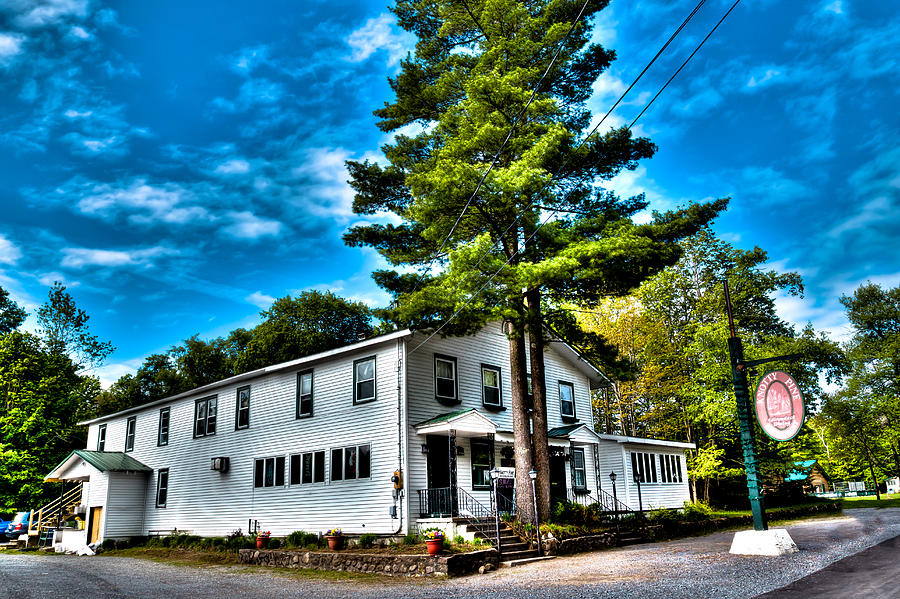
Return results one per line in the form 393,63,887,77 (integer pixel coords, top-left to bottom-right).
500,555,556,568
618,535,648,546
499,548,540,560
498,541,531,551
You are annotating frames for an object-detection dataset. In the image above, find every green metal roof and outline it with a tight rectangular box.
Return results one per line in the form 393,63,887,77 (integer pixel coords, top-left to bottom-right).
547,424,583,438
414,409,476,428
52,450,152,475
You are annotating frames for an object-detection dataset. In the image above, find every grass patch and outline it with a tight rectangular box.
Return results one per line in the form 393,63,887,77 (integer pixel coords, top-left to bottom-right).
840,494,900,509
102,546,241,566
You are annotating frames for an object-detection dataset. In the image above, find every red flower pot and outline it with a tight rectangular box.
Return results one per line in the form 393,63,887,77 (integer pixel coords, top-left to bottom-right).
327,535,343,551
426,539,443,556
256,536,269,549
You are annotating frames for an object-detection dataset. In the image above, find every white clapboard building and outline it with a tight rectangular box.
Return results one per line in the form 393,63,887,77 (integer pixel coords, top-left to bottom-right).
46,323,692,544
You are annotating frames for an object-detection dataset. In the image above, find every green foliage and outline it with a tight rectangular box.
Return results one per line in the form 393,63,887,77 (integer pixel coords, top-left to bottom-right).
452,534,465,545
37,282,114,368
358,533,376,548
0,286,26,334
646,508,679,525
402,533,419,545
285,530,321,549
681,501,713,521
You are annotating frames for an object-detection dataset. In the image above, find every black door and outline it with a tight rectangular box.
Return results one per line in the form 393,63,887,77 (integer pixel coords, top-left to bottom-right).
549,454,568,506
426,435,452,515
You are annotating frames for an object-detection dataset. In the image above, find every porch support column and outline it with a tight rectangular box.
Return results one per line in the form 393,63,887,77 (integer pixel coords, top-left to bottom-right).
449,429,457,515
593,443,601,495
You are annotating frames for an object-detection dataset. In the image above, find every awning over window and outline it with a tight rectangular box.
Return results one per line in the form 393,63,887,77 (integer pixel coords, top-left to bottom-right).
414,408,498,438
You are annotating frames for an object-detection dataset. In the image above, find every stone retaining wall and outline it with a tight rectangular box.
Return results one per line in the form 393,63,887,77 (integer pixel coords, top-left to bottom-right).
541,531,617,555
238,548,498,578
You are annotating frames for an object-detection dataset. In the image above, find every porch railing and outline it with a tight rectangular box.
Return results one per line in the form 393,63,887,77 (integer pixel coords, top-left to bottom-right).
566,488,634,516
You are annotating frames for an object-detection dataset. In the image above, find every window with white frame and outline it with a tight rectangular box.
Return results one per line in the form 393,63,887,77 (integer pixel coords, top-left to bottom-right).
481,364,502,408
572,447,587,489
559,381,576,420
434,355,457,403
235,386,250,430
630,451,659,483
194,395,217,438
125,416,136,452
330,444,371,481
660,454,683,483
354,357,376,404
158,407,170,446
155,469,169,508
97,424,107,451
290,450,325,485
254,456,285,488
296,369,313,418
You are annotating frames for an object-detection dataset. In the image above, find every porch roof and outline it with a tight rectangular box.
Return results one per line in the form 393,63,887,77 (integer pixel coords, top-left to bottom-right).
415,408,497,438
45,450,152,482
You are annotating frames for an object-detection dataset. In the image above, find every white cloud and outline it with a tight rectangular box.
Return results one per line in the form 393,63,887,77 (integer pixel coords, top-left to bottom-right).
215,158,251,175
0,234,22,265
245,291,275,308
346,14,413,68
92,358,144,389
823,1,843,15
8,0,89,29
60,246,179,269
67,24,92,40
222,211,283,239
231,45,270,74
0,32,26,66
68,178,212,226
745,66,784,90
37,271,79,287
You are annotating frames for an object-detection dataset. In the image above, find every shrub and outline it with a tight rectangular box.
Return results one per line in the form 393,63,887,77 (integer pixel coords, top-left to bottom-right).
268,538,282,549
452,534,465,546
100,539,116,551
402,533,418,545
358,533,376,549
647,508,679,525
285,530,307,548
682,501,713,522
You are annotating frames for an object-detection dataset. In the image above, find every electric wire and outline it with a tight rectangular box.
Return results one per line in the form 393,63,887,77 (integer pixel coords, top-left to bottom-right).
408,0,742,353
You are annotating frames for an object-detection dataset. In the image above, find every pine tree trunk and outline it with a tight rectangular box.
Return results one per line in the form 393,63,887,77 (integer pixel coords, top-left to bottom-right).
507,319,536,525
526,288,551,521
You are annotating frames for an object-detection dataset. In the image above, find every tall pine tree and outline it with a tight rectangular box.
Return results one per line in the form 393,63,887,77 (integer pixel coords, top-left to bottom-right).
345,0,726,521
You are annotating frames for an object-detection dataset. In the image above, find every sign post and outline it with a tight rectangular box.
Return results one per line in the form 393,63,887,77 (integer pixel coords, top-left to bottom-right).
723,280,802,556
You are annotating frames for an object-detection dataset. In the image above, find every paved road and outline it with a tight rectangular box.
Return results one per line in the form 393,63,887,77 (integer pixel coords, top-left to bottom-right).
2,508,899,599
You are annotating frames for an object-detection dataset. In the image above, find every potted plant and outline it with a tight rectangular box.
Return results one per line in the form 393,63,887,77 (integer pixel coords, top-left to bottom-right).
325,528,343,550
256,530,271,549
423,528,445,556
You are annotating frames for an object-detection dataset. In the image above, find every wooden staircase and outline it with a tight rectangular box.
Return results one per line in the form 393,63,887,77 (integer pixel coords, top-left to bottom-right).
26,483,84,543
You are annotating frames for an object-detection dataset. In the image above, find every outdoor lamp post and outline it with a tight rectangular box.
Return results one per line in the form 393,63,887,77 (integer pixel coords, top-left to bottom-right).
529,469,541,556
608,471,618,507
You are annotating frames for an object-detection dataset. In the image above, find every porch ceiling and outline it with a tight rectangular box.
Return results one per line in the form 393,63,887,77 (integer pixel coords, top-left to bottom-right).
415,408,497,438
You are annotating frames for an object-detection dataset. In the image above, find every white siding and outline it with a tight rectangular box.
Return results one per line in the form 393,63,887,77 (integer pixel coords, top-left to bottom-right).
595,441,626,500
622,443,691,510
405,323,597,525
104,472,149,538
85,338,407,539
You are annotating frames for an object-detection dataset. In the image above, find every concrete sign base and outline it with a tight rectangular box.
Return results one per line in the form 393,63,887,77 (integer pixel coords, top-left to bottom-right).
729,529,798,556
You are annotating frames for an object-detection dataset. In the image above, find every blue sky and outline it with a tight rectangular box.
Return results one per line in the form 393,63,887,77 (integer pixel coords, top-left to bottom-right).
1,0,897,385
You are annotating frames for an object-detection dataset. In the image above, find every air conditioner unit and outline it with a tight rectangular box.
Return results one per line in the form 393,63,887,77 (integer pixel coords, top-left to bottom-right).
210,457,230,472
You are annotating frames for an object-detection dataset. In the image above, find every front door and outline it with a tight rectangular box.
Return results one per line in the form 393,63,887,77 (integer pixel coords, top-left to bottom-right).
88,507,102,544
426,435,452,515
549,455,568,506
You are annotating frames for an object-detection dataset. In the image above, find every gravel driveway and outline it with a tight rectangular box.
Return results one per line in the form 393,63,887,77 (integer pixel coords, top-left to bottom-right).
2,508,898,599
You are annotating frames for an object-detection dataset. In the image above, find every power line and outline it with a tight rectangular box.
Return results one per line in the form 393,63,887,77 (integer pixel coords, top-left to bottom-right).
410,0,742,352
439,0,710,300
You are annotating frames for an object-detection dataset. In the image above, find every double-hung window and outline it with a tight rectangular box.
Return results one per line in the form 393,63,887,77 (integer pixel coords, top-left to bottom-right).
434,355,458,403
471,440,492,490
296,370,313,418
125,416,136,452
235,386,250,430
631,452,659,483
559,381,576,421
354,357,376,404
660,454,683,483
254,456,285,488
290,450,326,485
481,365,502,408
97,424,107,451
330,444,371,481
155,469,169,508
572,447,587,490
158,408,170,446
194,396,217,438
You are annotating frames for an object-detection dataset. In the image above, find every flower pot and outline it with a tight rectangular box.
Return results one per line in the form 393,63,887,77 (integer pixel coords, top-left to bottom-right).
426,538,443,556
327,535,343,551
256,536,269,549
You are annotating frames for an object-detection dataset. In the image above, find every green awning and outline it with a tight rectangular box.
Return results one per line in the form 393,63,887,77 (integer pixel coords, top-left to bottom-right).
46,449,152,481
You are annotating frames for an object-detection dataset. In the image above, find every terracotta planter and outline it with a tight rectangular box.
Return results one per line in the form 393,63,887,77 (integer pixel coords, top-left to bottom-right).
327,535,343,550
425,538,443,556
256,536,269,549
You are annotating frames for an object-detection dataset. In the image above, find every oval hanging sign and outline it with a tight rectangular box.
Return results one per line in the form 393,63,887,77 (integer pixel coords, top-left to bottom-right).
753,370,805,441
